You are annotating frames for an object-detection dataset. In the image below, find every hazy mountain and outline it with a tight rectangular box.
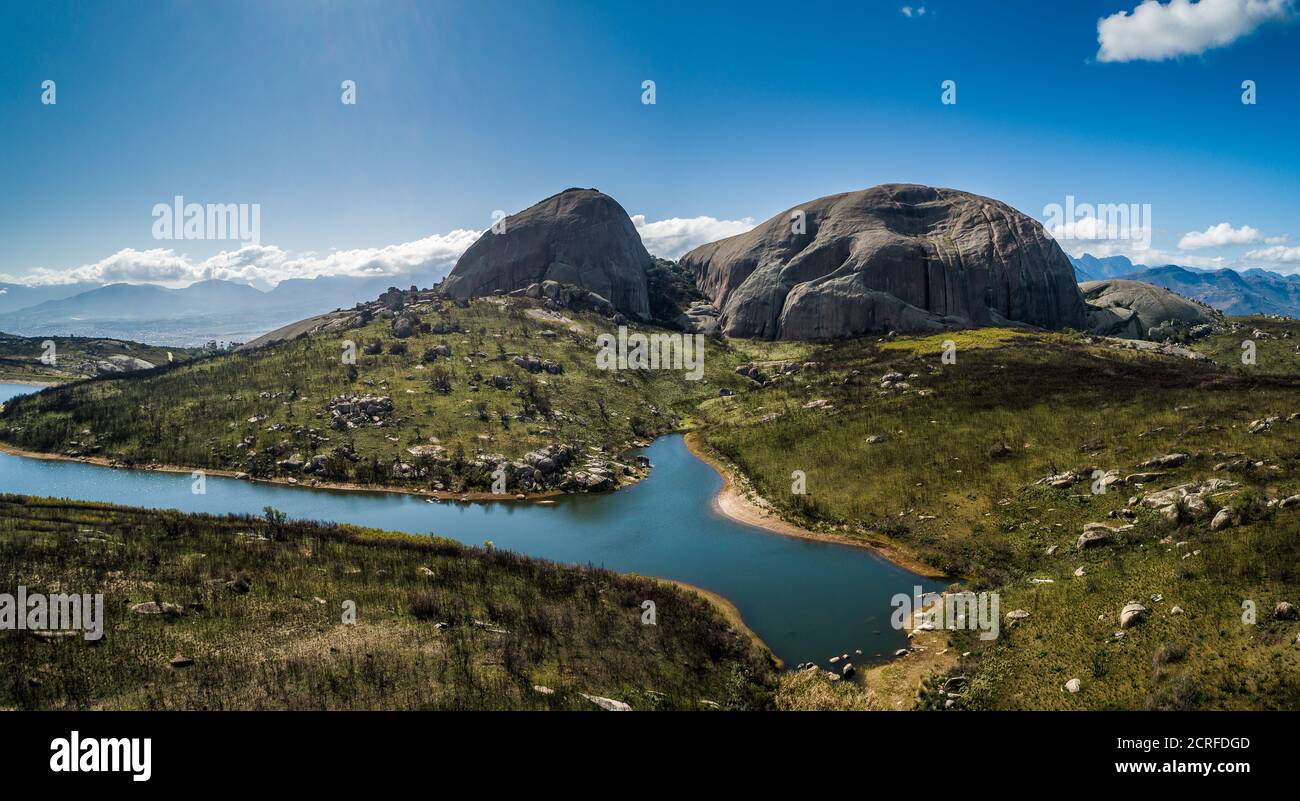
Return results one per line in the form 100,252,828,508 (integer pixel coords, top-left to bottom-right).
1069,253,1300,318
1069,254,1143,282
0,269,450,346
0,281,101,314
1134,264,1300,318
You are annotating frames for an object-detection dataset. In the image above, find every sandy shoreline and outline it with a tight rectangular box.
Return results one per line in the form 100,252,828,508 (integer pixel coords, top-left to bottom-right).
682,431,945,578
0,378,57,387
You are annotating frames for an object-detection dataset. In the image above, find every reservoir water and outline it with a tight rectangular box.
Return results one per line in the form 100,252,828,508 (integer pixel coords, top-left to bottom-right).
0,382,939,668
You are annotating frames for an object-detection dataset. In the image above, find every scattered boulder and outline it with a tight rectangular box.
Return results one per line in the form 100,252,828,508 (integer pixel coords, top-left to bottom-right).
131,601,182,616
1248,417,1278,434
1210,507,1236,531
580,693,632,712
1125,472,1165,484
1077,522,1128,550
1139,478,1237,521
1119,602,1148,629
391,316,415,338
1139,453,1188,469
326,394,394,429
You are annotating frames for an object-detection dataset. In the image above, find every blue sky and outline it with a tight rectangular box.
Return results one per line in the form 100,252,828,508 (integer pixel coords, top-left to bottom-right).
2,0,1299,286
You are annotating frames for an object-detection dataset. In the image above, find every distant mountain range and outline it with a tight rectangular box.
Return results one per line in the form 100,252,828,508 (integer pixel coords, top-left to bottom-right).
1069,254,1300,319
0,269,450,346
0,281,102,314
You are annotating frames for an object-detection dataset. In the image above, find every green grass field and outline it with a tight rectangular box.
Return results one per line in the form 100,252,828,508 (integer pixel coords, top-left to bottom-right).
0,495,775,710
701,324,1300,709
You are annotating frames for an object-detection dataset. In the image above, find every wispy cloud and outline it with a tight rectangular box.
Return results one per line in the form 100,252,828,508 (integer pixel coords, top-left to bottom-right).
2,230,483,289
1245,244,1300,263
1178,222,1264,249
1097,0,1293,63
631,214,755,260
2,213,756,288
900,5,927,17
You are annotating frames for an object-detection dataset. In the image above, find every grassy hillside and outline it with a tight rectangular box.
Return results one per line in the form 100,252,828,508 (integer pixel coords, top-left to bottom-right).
0,292,750,494
0,495,776,710
7,288,1300,710
0,332,204,384
697,323,1300,709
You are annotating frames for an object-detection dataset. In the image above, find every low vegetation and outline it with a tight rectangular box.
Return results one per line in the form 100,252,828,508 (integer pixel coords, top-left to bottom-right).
0,495,775,710
8,289,1300,710
0,293,750,493
700,322,1300,709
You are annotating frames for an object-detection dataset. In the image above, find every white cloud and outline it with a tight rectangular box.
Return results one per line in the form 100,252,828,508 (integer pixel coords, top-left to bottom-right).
1097,0,1292,63
631,214,755,260
2,214,755,288
1177,222,1263,249
901,5,927,17
4,230,482,289
1048,216,1151,243
1244,244,1300,263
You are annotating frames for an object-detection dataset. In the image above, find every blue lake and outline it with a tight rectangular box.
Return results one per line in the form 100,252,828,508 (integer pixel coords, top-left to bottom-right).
0,382,939,668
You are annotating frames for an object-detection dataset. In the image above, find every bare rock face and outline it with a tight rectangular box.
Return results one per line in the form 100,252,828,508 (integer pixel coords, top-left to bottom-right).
1081,279,1221,340
679,184,1087,340
442,188,652,319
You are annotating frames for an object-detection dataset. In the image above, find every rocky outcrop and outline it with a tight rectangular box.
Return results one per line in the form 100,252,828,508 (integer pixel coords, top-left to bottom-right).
679,184,1087,340
507,279,617,317
1081,279,1222,340
442,188,652,319
326,394,394,429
